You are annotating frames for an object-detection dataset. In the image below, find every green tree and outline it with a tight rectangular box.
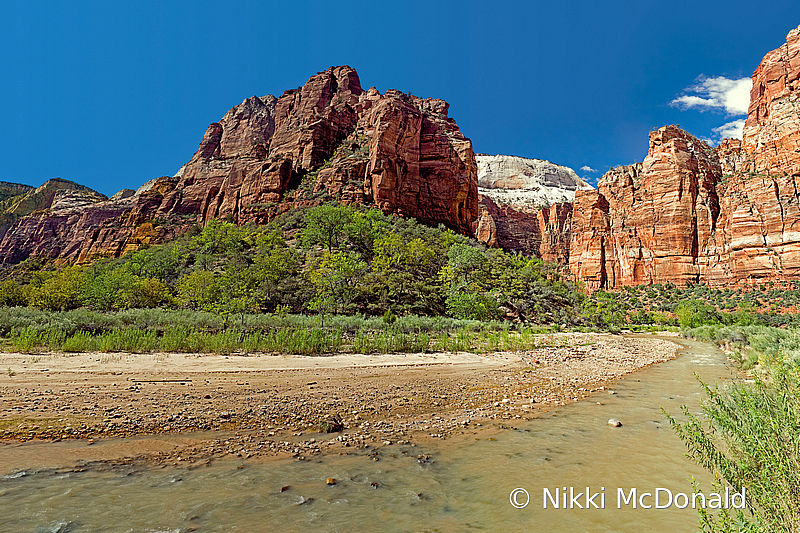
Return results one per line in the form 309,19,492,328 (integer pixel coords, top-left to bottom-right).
675,299,720,328
176,270,221,311
0,279,27,307
440,243,497,320
250,230,302,311
27,266,86,311
190,219,251,270
308,251,367,323
343,208,388,259
366,232,443,315
83,265,141,311
301,203,354,252
582,290,627,329
125,240,190,283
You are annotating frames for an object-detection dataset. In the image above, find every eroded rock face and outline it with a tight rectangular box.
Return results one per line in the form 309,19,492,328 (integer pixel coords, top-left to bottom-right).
475,195,572,263
569,25,800,289
473,155,589,262
569,127,725,288
0,66,479,264
742,25,800,175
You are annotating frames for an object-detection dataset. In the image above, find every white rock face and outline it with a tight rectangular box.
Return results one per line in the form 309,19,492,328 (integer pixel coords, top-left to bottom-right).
477,155,594,208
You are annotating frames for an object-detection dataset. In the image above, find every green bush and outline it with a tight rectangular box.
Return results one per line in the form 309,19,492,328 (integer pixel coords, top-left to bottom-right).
666,364,800,532
675,299,720,328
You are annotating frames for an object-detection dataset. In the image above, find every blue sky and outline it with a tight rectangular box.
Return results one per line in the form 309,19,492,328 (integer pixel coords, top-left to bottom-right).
3,1,800,195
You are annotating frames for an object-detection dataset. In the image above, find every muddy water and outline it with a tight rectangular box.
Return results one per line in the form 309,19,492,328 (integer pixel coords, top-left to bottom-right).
0,337,735,532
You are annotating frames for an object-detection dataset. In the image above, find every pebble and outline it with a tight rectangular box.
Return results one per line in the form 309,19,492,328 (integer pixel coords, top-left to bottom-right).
0,332,677,467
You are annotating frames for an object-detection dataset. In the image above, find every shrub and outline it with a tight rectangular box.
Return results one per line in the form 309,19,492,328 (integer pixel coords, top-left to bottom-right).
675,299,720,328
665,365,800,532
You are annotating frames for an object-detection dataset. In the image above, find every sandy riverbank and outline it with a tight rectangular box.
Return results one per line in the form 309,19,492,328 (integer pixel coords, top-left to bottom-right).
0,333,679,473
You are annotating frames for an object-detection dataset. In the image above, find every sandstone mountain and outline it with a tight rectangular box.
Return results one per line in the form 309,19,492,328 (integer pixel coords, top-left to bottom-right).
0,66,478,264
473,155,588,262
569,24,800,289
476,155,591,208
5,23,800,291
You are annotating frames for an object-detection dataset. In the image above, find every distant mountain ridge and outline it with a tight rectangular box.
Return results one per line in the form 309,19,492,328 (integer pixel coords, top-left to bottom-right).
477,154,592,208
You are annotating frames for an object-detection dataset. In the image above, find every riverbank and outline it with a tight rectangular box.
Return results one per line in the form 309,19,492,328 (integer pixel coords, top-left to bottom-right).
0,333,678,473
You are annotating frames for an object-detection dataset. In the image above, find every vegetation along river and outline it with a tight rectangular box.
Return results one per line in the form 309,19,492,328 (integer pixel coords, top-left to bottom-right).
0,337,736,532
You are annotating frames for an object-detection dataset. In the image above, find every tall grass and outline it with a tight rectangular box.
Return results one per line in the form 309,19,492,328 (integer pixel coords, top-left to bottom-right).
351,329,431,354
4,324,558,356
2,309,566,356
6,325,346,355
0,307,536,337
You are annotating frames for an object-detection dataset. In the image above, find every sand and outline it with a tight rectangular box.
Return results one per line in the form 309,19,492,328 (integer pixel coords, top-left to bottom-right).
0,333,679,473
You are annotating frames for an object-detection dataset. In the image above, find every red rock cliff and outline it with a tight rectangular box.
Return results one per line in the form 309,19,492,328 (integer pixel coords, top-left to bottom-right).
569,24,800,288
0,66,479,264
474,196,572,263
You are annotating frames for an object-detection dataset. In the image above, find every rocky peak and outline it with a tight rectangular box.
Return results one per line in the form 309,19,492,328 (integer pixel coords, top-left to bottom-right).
477,154,592,209
13,178,107,215
0,66,480,264
742,24,800,175
215,95,278,160
472,155,588,261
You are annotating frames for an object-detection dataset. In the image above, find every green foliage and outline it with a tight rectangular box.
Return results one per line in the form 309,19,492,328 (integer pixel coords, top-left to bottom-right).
308,251,367,319
344,208,389,258
351,328,430,354
9,326,41,352
382,308,396,325
581,290,628,330
675,299,721,328
445,292,499,321
367,231,444,315
26,266,86,311
669,324,800,531
441,243,499,320
301,203,354,252
82,263,170,311
176,270,221,311
0,279,26,307
665,365,800,532
0,203,591,328
6,324,345,355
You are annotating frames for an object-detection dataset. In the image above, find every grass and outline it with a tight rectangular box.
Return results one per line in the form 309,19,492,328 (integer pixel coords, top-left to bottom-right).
6,325,347,356
3,321,570,356
0,307,585,356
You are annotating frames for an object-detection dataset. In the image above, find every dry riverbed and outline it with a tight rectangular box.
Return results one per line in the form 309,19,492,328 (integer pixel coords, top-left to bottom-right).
0,333,678,473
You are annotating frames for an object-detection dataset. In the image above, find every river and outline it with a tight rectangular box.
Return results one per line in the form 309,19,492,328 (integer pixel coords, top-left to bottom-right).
0,337,736,532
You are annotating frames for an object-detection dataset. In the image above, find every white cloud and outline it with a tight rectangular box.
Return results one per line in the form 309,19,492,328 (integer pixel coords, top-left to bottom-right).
712,119,746,140
670,76,751,115
580,165,597,172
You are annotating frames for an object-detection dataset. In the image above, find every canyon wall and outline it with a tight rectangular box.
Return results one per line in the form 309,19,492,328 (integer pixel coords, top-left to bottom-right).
473,155,589,262
569,25,800,289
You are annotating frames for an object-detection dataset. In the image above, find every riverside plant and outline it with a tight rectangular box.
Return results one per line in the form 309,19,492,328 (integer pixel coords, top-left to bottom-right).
4,323,564,356
664,367,800,532
667,325,800,532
